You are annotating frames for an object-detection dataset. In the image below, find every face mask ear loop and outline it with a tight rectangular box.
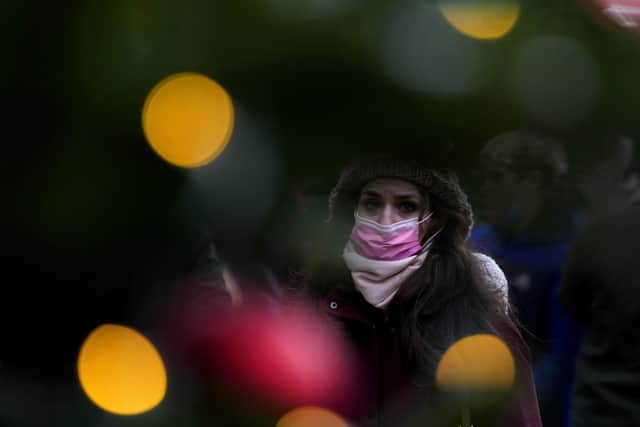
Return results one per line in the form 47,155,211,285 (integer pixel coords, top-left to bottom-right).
417,211,434,225
427,227,443,244
418,211,438,248
421,227,443,250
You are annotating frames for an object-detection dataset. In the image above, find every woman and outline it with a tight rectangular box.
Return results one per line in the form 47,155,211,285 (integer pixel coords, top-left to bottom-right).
302,155,542,427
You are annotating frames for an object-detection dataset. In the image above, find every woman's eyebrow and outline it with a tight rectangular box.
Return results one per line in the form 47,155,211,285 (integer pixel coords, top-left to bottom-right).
361,190,382,198
394,193,421,200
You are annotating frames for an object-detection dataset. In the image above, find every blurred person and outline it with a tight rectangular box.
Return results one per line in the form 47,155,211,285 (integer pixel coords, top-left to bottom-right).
574,135,640,219
135,217,289,420
469,130,582,427
184,236,285,306
143,187,363,427
560,135,640,427
150,218,288,358
301,153,542,427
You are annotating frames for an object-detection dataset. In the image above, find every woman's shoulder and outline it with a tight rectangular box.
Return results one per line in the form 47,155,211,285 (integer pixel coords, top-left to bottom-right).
472,252,509,305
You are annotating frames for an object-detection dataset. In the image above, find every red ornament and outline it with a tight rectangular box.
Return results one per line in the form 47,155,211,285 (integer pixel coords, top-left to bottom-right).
200,297,360,412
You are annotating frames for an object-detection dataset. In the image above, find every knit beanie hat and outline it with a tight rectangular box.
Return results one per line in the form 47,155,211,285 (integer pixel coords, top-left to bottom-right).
328,155,474,237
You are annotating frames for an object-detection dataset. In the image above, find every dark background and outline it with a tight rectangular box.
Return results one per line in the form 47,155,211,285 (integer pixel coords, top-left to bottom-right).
3,0,640,425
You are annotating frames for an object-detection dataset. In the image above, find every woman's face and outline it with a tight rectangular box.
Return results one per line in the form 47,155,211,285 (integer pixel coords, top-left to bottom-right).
357,178,431,236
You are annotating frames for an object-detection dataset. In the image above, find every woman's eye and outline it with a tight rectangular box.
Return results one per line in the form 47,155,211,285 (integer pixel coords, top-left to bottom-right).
399,201,418,213
361,199,380,212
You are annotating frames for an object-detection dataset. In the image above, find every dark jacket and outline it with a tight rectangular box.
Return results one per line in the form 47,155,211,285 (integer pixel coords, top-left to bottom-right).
319,284,543,427
559,205,640,426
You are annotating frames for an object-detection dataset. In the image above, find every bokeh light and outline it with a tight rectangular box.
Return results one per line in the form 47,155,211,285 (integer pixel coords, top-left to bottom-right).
436,334,515,391
182,106,281,244
77,324,167,415
438,2,520,40
142,72,234,168
276,406,350,427
511,34,601,129
196,297,359,411
377,2,489,96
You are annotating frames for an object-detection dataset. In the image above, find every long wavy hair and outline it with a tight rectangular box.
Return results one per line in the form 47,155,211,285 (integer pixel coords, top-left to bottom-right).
300,170,524,388
392,189,515,385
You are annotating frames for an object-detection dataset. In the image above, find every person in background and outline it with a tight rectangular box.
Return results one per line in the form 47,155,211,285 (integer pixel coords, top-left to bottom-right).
469,130,582,427
143,221,293,427
574,135,640,219
560,135,640,427
302,153,542,427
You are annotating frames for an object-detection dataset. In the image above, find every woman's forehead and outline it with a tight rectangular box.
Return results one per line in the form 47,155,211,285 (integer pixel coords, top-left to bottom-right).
360,178,423,198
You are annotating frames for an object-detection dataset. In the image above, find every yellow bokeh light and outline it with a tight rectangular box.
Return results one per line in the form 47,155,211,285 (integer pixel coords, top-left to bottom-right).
438,2,520,40
77,324,167,415
142,72,234,168
436,334,515,391
276,407,349,427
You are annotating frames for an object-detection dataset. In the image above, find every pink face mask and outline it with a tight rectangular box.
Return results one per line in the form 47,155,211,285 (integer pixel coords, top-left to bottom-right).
350,211,433,261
